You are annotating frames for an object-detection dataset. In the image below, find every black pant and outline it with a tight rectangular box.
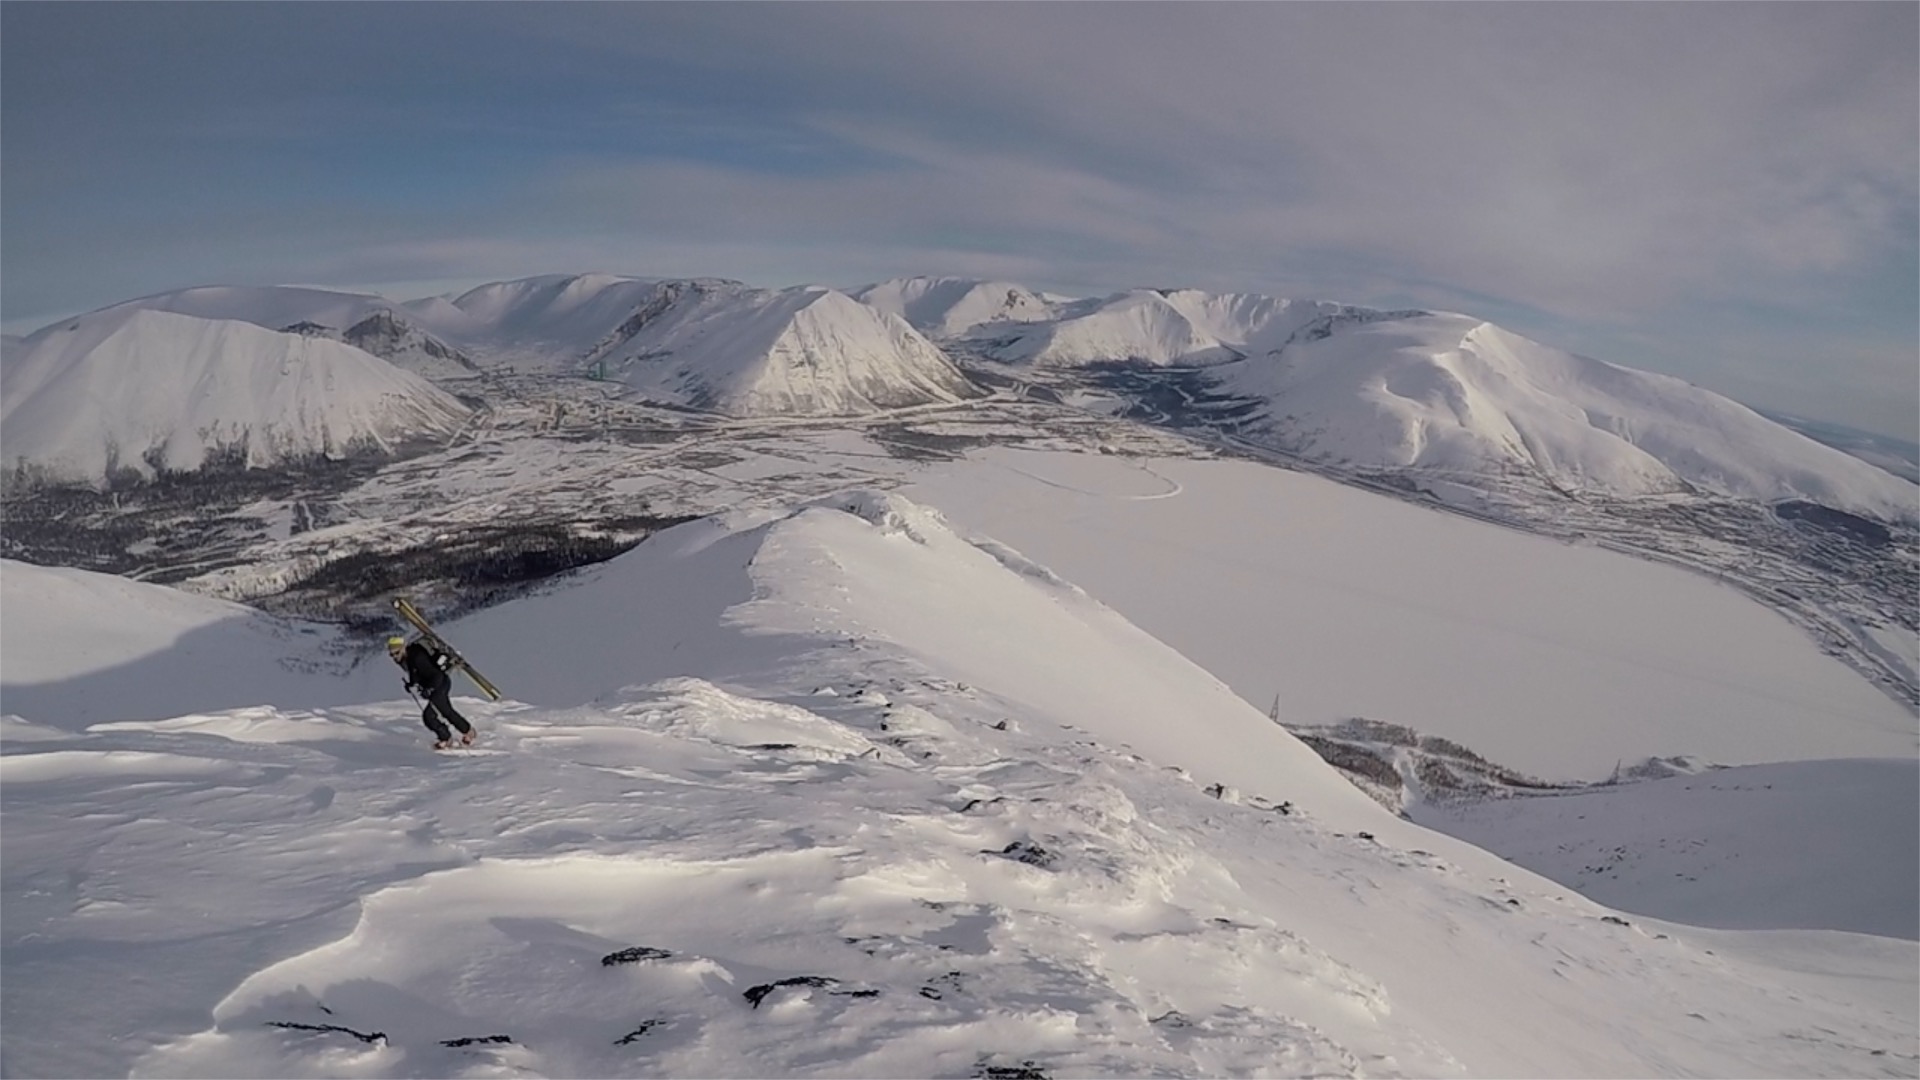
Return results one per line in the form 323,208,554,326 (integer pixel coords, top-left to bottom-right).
420,680,473,741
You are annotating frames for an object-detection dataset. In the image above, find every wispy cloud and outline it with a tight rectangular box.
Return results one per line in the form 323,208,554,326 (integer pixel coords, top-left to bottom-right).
2,2,1913,434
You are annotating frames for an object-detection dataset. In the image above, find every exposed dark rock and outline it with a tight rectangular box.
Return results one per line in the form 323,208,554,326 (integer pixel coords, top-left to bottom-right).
265,1021,385,1044
614,1019,667,1045
986,840,1056,868
742,975,837,1009
441,1034,513,1048
973,1060,1051,1079
601,946,674,966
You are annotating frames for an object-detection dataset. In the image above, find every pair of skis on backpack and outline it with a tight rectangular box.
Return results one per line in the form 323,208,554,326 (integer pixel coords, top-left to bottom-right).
391,598,503,751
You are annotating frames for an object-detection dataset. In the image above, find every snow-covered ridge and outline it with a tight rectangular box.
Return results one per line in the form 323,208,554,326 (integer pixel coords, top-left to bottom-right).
397,272,980,416
0,558,360,724
858,276,1915,519
870,279,1389,368
91,284,477,377
425,273,729,363
1,308,469,488
982,289,1389,368
854,276,1058,337
585,284,980,416
15,272,1913,516
4,490,1914,1078
1216,312,1919,519
99,283,402,334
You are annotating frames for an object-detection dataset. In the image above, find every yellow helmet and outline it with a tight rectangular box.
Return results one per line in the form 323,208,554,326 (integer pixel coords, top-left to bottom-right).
387,636,406,652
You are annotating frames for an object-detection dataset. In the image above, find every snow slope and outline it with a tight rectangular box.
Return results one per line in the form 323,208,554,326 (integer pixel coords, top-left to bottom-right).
32,272,1910,516
1413,758,1920,940
958,287,1372,368
984,289,1241,366
0,559,373,725
3,491,1915,1079
854,276,1058,337
1,309,469,487
96,284,403,336
417,273,723,367
84,285,477,377
584,284,979,416
920,282,1914,519
1216,312,1920,519
410,273,978,415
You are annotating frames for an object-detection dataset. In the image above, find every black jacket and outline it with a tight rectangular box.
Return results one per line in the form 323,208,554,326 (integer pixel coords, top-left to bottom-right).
398,640,452,693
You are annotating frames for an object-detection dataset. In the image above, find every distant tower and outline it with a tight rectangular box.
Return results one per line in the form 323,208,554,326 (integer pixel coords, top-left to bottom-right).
1268,694,1282,725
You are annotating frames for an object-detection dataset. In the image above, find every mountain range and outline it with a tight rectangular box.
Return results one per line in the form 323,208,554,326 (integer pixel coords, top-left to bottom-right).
2,272,1913,523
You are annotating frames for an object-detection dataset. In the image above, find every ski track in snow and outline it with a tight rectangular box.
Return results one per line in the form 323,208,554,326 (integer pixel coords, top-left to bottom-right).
985,457,1183,501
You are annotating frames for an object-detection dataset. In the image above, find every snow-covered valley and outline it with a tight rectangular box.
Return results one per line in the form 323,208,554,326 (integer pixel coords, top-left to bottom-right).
2,272,1917,1078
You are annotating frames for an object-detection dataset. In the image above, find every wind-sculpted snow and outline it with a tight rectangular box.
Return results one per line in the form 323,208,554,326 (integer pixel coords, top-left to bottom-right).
1,309,469,488
5,489,1917,1078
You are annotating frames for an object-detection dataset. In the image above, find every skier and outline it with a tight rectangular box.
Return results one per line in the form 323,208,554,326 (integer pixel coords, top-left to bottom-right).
388,635,476,748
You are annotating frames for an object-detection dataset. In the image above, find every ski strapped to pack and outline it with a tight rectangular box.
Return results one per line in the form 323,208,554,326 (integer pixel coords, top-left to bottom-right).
392,598,504,701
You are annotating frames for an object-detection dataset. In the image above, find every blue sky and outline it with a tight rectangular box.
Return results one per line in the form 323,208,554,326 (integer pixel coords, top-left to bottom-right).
4,3,1915,438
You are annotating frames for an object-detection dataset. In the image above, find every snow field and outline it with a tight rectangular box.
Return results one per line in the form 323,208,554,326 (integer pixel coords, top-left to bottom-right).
907,450,1919,777
1414,758,1920,939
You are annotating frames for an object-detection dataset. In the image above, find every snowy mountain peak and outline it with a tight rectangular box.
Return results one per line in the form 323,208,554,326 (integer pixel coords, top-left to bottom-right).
980,288,1243,366
1,308,469,489
340,310,477,375
58,283,479,378
963,286,1423,369
1215,311,1919,519
586,284,980,416
447,273,650,326
97,283,396,333
431,274,749,366
855,276,1059,337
